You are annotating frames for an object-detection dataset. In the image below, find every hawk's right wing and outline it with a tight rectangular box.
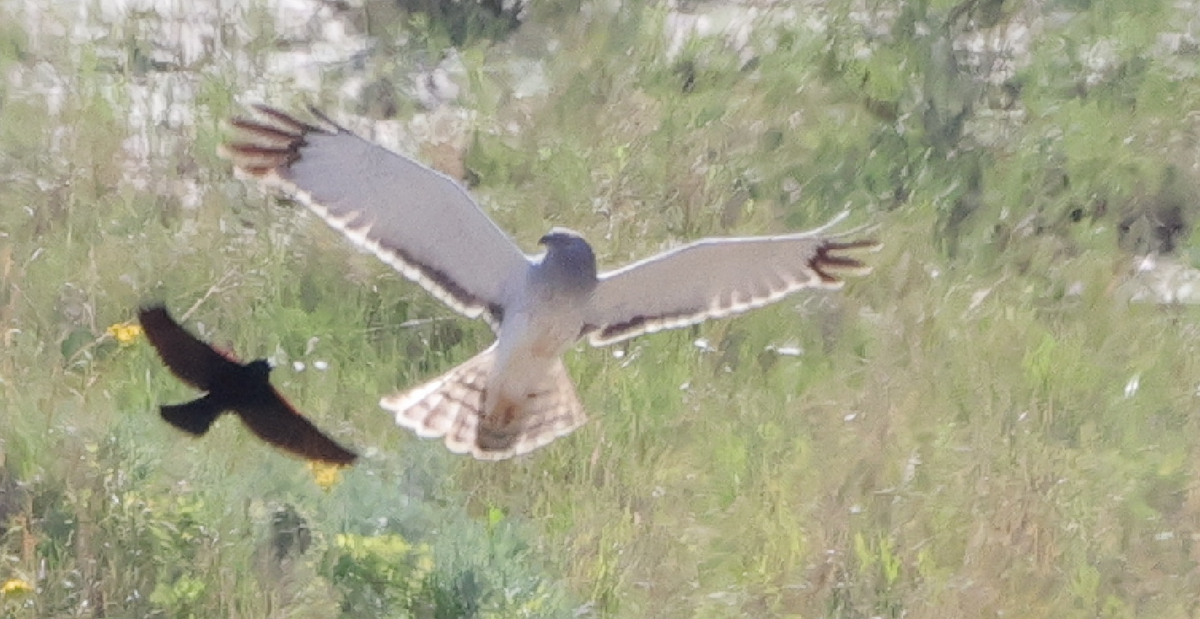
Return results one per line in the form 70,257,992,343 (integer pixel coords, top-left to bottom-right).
223,106,531,329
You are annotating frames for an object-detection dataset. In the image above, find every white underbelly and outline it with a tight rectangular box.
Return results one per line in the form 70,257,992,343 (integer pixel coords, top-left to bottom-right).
488,303,582,404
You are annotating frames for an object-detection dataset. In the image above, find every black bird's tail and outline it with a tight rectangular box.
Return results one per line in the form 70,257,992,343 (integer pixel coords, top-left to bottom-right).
160,396,224,436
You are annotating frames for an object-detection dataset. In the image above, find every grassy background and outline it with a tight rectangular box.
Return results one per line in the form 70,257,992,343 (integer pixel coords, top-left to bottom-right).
3,0,1200,617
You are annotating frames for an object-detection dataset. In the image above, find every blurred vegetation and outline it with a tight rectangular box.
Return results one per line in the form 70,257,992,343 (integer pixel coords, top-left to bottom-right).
2,0,1200,617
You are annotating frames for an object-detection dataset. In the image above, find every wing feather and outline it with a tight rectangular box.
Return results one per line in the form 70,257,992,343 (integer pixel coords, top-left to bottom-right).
238,391,359,466
138,306,241,391
222,105,529,328
584,213,879,346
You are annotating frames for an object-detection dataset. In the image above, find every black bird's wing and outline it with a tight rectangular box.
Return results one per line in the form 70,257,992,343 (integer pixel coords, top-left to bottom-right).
138,305,241,391
235,390,359,466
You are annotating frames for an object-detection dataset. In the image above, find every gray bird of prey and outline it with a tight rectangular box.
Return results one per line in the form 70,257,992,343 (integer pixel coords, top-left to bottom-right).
223,105,878,460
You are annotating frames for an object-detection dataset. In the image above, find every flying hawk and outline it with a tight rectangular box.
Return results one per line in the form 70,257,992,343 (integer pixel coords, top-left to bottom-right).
223,105,876,460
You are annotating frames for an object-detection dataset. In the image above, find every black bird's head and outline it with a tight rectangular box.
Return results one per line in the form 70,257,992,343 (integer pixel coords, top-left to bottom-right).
246,359,273,380
538,227,598,283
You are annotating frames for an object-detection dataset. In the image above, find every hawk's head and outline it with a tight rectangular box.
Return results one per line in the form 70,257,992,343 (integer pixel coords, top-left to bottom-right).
538,227,598,284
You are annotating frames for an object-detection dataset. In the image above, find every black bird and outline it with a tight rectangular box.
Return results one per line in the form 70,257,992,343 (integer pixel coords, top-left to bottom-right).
138,305,357,466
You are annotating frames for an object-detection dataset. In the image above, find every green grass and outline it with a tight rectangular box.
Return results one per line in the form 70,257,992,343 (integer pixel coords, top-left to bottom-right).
4,0,1200,617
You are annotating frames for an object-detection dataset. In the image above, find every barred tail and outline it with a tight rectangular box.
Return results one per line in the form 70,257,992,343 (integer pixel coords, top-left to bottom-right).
381,345,587,460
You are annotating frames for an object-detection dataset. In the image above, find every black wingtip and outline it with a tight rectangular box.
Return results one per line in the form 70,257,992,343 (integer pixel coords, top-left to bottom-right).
305,104,345,132
137,303,171,323
316,445,359,467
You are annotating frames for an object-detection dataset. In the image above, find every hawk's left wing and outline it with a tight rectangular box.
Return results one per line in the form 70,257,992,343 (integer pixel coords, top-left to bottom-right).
584,215,878,346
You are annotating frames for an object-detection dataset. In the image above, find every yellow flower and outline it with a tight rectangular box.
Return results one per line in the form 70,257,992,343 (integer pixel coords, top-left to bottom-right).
107,321,143,345
307,461,344,491
1,578,32,597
